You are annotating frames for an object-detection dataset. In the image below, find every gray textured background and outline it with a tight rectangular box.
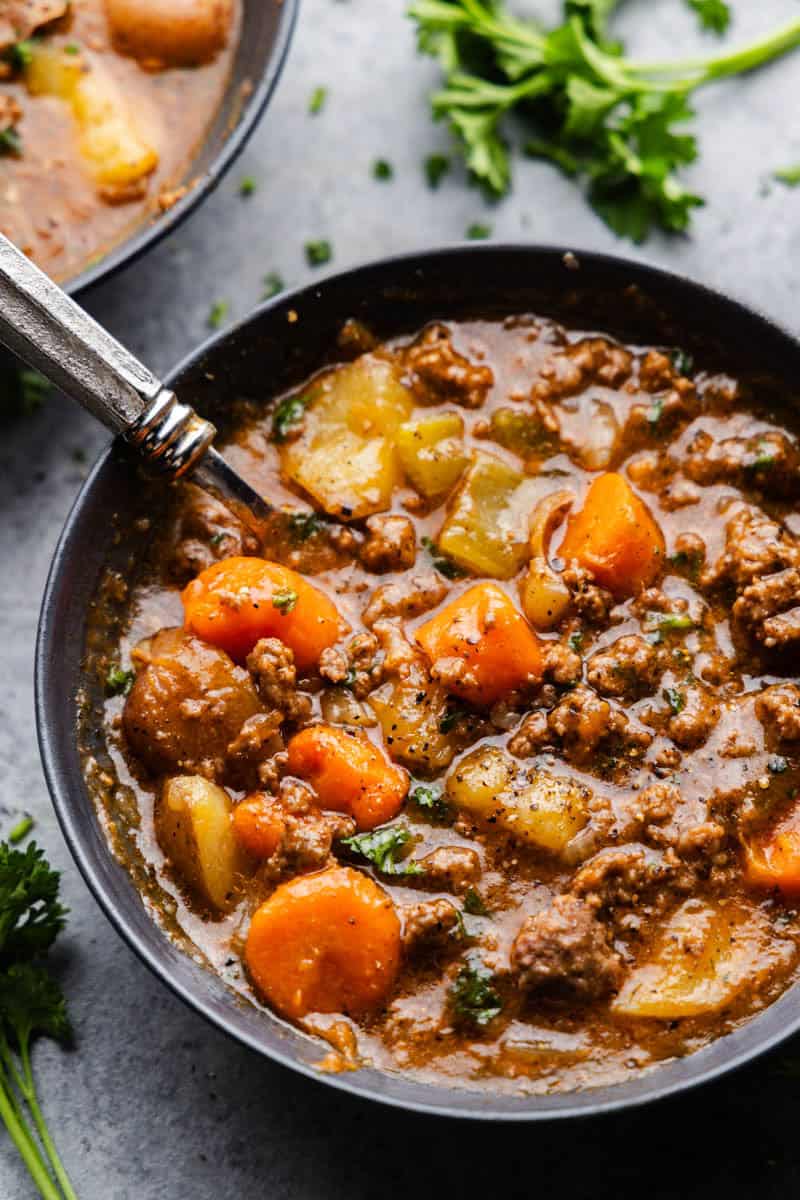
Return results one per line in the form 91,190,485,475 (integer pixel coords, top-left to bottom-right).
3,0,800,1195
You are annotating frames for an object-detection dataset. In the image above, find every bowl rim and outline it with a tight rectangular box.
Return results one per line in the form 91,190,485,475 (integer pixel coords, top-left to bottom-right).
36,241,800,1120
65,0,299,296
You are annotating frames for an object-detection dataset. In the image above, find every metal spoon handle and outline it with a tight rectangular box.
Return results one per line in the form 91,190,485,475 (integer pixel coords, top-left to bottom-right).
0,232,215,476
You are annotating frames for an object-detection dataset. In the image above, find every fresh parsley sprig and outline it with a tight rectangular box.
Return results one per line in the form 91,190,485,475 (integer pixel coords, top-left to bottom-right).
409,0,800,240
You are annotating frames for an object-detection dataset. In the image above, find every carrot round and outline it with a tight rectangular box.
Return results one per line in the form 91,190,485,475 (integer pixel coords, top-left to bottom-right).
746,807,800,897
181,556,340,670
245,866,401,1020
557,472,664,598
232,793,285,859
286,724,408,830
415,582,544,706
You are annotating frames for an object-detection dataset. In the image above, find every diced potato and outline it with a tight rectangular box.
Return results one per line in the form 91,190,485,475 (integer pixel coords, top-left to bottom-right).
447,747,590,854
25,46,83,98
396,412,468,499
446,745,514,820
369,677,455,775
438,453,542,579
105,0,234,67
73,71,159,187
613,899,791,1019
282,356,413,519
25,49,158,189
503,772,590,852
156,776,246,913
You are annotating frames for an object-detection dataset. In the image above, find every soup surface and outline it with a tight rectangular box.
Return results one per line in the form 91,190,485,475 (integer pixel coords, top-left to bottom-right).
88,314,800,1095
0,0,239,281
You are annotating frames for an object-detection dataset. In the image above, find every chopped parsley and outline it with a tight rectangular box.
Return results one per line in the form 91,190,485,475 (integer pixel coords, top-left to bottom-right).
424,154,450,188
262,272,285,300
463,887,489,917
308,86,327,115
0,128,22,156
271,393,310,443
106,666,135,696
305,240,332,267
410,784,452,823
239,176,257,197
207,300,229,330
372,159,394,180
272,588,298,614
663,686,686,716
466,222,491,240
648,397,664,426
568,630,584,654
8,816,33,844
8,40,34,68
341,824,423,877
287,510,324,542
440,704,469,734
450,953,503,1027
670,348,694,376
421,535,466,580
775,165,800,187
17,369,51,413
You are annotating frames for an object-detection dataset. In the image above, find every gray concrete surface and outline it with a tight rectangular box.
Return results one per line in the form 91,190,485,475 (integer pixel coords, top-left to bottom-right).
3,0,800,1195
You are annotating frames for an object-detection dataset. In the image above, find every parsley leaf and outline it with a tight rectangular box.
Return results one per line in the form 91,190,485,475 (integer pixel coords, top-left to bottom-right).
0,842,67,961
372,158,394,180
775,165,800,187
287,510,324,542
410,0,799,240
466,222,491,239
263,272,285,299
450,952,503,1027
687,0,730,35
463,887,489,916
425,153,451,187
239,176,257,197
272,587,298,614
305,240,332,267
341,825,424,877
663,686,686,716
410,784,452,823
309,86,327,114
207,300,229,330
0,127,22,156
105,665,135,696
271,393,310,443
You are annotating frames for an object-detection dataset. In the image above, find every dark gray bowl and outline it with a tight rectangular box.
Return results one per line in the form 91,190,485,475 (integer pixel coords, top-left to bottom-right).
67,0,297,294
35,244,800,1119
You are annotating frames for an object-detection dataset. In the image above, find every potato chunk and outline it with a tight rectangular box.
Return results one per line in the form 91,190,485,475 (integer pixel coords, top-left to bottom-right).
26,48,158,190
156,776,245,912
438,453,542,579
613,899,792,1019
282,356,413,520
396,412,468,499
104,0,233,66
446,746,590,854
369,677,456,776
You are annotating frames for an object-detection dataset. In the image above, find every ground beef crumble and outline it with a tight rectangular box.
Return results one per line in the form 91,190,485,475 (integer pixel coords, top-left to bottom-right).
511,894,623,1001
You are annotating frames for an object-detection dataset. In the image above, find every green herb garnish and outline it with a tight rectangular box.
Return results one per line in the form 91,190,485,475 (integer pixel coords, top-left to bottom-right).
568,630,584,654
239,176,257,197
463,887,489,916
688,0,730,34
106,666,135,696
409,0,800,241
309,86,328,115
670,348,694,375
305,240,332,267
424,153,450,188
272,588,299,614
439,704,469,734
341,825,424,877
287,510,324,541
0,841,76,1200
207,300,228,330
9,40,34,68
372,158,394,180
466,222,491,240
648,397,664,426
410,784,452,823
271,393,309,443
450,952,503,1027
17,370,51,413
262,272,285,300
775,165,800,187
0,128,22,156
421,535,466,579
663,686,686,715
8,816,34,844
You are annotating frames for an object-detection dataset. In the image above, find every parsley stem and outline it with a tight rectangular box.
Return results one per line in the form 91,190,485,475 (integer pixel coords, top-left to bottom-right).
624,17,800,80
0,1068,61,1200
20,1039,79,1200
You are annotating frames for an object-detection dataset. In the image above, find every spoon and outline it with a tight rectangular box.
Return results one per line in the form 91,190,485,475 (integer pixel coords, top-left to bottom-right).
0,232,274,540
